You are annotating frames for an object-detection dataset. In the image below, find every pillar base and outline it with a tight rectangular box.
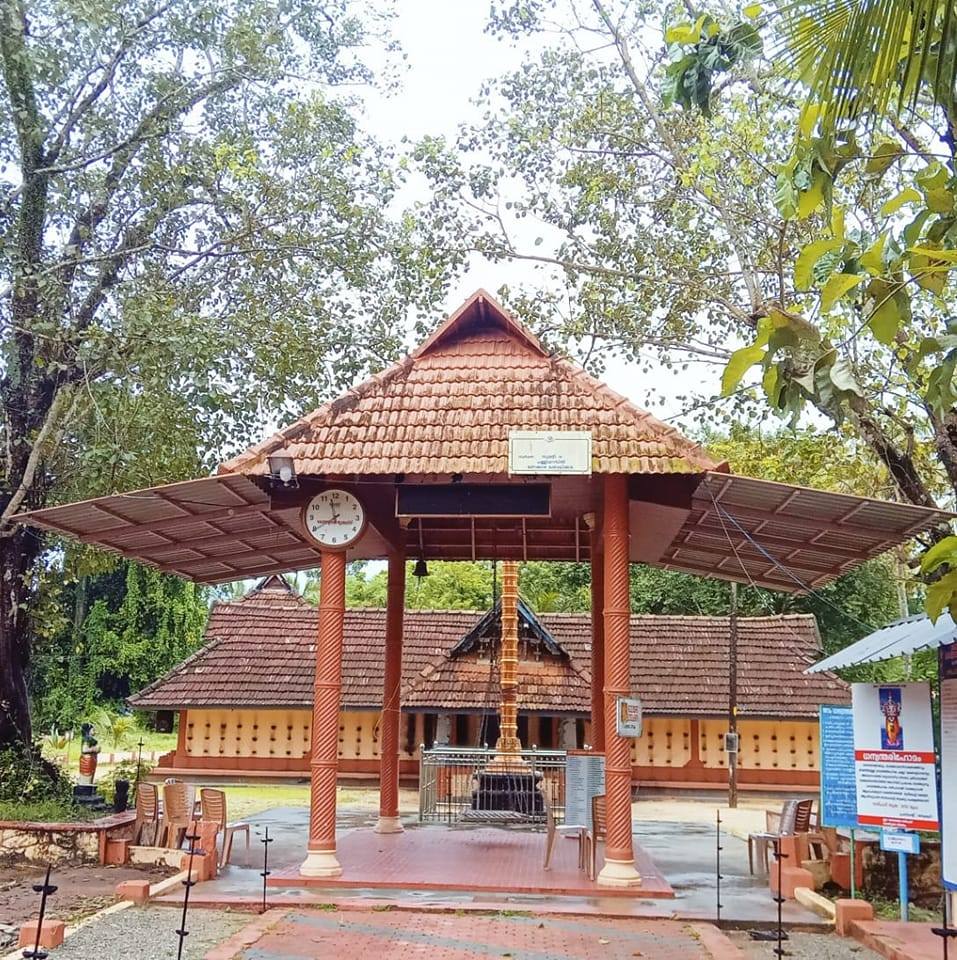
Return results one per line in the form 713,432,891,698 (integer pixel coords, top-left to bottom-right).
597,858,642,888
300,849,342,878
374,815,404,834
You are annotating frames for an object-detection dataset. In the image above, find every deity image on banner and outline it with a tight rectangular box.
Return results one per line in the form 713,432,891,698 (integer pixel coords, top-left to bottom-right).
879,687,904,749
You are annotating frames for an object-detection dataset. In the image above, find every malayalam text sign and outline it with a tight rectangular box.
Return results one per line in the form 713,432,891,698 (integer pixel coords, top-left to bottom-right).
941,643,957,889
508,430,592,475
820,705,858,829
615,697,643,737
852,682,939,831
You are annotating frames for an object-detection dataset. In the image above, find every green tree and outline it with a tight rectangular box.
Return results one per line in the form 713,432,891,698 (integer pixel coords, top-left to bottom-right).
30,560,208,728
419,0,954,610
341,561,497,611
0,0,448,748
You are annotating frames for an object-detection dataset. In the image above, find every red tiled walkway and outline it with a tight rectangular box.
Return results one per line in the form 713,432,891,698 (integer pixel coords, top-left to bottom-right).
851,919,951,960
211,910,739,960
267,826,673,898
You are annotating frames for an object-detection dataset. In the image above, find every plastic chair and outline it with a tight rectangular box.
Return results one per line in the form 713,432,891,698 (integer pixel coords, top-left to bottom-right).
199,788,250,866
133,782,159,845
161,781,192,849
747,798,813,874
586,794,607,880
542,790,587,871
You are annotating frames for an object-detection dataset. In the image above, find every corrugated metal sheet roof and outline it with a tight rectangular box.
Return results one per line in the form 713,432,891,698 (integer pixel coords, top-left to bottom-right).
807,613,957,673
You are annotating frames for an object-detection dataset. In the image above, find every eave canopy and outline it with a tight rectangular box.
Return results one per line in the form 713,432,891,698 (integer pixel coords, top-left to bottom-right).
16,291,954,589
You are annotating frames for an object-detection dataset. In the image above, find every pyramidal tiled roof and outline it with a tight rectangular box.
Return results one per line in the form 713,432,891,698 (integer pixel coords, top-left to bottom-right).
219,290,718,477
129,581,848,718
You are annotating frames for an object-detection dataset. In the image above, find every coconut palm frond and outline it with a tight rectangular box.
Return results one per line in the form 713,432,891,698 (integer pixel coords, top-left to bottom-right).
774,0,957,130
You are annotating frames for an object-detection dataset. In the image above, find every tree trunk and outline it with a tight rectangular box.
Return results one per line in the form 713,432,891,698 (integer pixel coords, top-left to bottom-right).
0,528,39,746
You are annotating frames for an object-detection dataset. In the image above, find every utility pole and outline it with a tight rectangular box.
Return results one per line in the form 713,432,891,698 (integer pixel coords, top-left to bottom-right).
728,581,739,809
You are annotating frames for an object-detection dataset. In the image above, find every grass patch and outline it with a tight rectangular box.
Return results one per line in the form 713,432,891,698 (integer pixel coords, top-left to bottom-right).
45,729,177,765
0,798,98,823
220,784,311,821
218,784,379,821
868,895,941,923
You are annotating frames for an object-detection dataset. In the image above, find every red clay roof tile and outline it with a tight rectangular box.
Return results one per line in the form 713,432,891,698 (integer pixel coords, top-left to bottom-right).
219,291,717,478
130,580,846,719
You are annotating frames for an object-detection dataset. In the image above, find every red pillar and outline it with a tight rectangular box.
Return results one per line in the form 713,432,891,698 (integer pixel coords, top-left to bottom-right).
301,549,346,877
376,550,405,834
590,526,605,753
598,474,641,887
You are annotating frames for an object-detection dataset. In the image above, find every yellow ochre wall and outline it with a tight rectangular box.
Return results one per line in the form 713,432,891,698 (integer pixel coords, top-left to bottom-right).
183,708,419,762
183,709,819,774
698,718,819,772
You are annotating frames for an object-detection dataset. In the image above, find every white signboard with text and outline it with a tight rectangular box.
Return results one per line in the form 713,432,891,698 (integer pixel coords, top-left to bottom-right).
508,430,592,475
616,696,643,737
565,751,605,830
941,644,957,889
852,682,939,831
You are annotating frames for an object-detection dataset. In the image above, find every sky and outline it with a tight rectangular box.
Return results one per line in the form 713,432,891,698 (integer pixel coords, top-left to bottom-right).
358,1,727,425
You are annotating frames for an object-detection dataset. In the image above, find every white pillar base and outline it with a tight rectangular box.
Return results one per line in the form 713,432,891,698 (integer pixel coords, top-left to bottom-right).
597,858,642,888
299,849,342,878
374,815,404,834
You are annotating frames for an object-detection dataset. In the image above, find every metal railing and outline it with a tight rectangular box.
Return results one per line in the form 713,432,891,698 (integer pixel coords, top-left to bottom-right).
418,745,567,824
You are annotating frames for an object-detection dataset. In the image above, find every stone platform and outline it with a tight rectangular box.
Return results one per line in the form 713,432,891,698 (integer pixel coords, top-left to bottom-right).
267,825,674,898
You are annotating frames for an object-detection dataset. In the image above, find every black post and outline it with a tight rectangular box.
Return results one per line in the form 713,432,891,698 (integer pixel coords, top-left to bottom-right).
932,899,956,958
259,826,273,915
22,864,57,960
773,838,787,958
175,832,200,960
134,737,144,799
728,582,739,809
716,808,723,927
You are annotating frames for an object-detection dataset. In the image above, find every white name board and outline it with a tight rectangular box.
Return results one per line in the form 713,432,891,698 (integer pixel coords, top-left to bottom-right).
852,682,939,831
616,696,643,737
508,430,592,475
880,830,920,855
565,751,605,830
941,644,957,889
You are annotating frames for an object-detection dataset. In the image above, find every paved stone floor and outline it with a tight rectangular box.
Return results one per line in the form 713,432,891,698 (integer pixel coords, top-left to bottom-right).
268,823,674,898
213,909,736,960
169,808,823,926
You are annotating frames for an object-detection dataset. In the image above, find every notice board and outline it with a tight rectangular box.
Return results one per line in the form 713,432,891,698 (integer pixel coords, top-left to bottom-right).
852,682,940,831
820,705,858,829
941,643,957,890
565,751,605,830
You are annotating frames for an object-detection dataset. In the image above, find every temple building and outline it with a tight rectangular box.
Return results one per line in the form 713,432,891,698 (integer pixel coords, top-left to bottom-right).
22,290,948,887
130,575,848,792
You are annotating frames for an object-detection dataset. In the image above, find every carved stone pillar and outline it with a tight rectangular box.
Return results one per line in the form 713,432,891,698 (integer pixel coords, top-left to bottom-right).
301,549,346,877
376,550,405,834
590,523,605,752
435,713,452,746
598,474,641,887
559,716,578,751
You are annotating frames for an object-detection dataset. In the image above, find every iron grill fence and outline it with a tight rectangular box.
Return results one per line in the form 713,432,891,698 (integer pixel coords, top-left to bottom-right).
418,745,567,824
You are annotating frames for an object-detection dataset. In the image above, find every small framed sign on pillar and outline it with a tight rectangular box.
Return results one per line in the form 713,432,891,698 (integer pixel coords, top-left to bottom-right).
615,697,643,738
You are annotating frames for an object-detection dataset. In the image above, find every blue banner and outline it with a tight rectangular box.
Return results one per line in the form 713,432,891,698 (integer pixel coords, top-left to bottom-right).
820,704,858,829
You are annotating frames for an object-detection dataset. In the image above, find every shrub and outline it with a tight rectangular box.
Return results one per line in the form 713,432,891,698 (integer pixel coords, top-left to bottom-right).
91,708,137,751
0,798,95,823
98,758,153,805
0,745,73,806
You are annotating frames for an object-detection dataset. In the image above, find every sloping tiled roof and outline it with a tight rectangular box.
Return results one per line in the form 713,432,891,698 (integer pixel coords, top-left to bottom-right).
546,612,846,719
130,580,847,718
218,291,717,477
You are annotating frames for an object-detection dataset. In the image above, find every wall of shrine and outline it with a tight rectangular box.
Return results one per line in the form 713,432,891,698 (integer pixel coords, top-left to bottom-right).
158,708,820,788
172,707,421,773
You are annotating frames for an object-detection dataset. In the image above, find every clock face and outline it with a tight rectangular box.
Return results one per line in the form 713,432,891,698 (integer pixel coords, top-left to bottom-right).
302,489,366,550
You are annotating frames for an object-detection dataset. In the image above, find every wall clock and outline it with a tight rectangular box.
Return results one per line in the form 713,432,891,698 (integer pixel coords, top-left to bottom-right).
301,489,366,550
